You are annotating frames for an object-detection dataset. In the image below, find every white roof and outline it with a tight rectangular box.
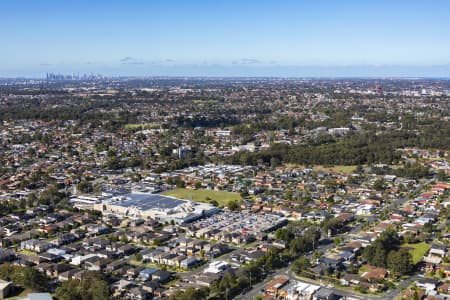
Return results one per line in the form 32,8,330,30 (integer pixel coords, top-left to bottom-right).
27,293,53,300
303,284,320,294
0,279,10,289
294,281,309,292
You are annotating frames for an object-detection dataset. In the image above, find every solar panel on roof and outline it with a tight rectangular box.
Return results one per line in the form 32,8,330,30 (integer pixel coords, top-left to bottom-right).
114,193,186,210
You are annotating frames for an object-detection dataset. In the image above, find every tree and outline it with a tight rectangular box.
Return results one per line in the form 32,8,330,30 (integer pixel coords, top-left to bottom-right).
240,189,249,198
285,189,293,200
19,198,26,209
437,170,447,181
83,274,109,300
54,280,80,300
270,157,281,168
236,273,249,290
135,253,143,262
263,249,283,270
183,287,209,300
387,249,413,276
363,228,400,268
275,228,294,242
21,267,48,291
372,247,388,268
194,181,202,189
105,155,123,170
334,237,343,247
373,179,386,191
77,181,93,193
292,256,311,274
27,192,38,207
423,221,433,233
219,272,233,292
0,264,49,292
175,177,185,188
321,217,345,236
54,271,109,300
227,200,239,211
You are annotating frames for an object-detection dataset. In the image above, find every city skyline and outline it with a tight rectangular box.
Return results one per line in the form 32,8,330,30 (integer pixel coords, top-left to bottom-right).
2,0,450,77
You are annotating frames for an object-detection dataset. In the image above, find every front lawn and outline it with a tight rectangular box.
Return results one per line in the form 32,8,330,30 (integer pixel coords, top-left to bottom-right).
402,242,431,265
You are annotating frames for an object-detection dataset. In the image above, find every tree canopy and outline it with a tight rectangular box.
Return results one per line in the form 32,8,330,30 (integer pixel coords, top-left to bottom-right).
54,271,109,300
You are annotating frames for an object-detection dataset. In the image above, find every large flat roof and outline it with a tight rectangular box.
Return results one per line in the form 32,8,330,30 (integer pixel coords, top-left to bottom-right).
111,193,186,211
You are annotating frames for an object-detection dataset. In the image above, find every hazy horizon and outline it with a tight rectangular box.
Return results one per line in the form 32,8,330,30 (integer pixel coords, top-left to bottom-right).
2,0,450,78
3,64,450,79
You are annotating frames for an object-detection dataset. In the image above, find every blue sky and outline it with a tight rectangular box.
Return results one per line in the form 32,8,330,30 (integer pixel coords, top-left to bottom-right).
1,0,450,77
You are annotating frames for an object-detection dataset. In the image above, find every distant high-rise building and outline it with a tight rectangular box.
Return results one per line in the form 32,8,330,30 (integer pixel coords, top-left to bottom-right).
375,83,383,95
45,72,103,81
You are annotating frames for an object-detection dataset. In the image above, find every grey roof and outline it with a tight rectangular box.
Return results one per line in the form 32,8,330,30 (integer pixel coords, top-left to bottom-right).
27,293,53,300
417,277,439,285
431,244,447,251
315,287,335,298
112,193,186,211
140,267,159,275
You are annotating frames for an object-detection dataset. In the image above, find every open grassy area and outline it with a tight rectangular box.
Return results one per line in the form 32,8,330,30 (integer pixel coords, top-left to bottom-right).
162,188,242,207
18,249,37,256
358,265,370,275
124,123,160,130
314,165,358,174
402,242,431,265
284,164,358,174
192,99,218,104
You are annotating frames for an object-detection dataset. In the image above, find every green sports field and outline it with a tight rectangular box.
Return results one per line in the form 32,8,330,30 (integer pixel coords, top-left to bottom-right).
162,188,241,207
